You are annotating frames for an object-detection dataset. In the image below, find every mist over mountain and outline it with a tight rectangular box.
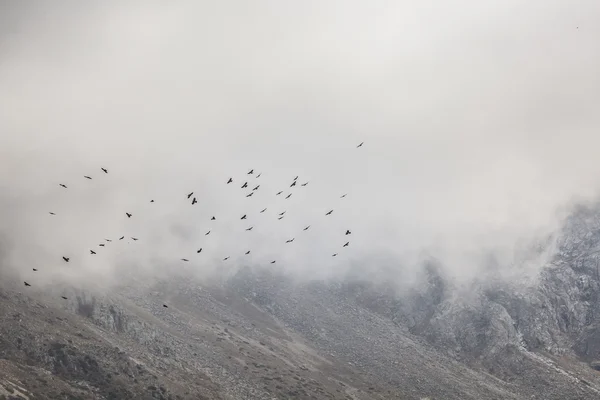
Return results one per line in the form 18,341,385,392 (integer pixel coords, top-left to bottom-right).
2,1,600,399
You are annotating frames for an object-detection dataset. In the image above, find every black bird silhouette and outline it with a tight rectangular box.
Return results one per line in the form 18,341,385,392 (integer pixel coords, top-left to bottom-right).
197,248,202,253
227,177,233,184
245,250,250,255
59,184,67,188
325,210,333,215
33,268,38,272
205,231,211,235
290,181,297,188
62,257,70,262
105,239,112,242
357,142,364,148
246,226,253,231
126,213,132,218
294,176,298,181
303,225,310,231
241,182,248,188
181,258,189,262
150,199,154,203
285,238,295,243
187,192,194,198
99,244,105,247
345,230,351,235
24,281,31,287
223,256,230,261
343,242,349,247
279,211,286,216
163,304,168,308
119,236,125,240
101,167,108,173
84,176,92,180
278,216,284,220
49,212,56,215
340,194,347,198
131,237,138,241
332,253,338,257
256,173,261,178
192,197,197,205
285,193,292,199
61,296,68,300
241,214,247,220
253,185,260,191
248,169,254,174
211,216,216,220
271,260,276,264
90,250,96,255
301,182,308,186
246,192,254,198
276,191,283,196
260,208,267,213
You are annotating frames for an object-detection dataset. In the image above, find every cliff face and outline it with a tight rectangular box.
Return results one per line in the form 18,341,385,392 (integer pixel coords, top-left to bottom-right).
3,205,600,399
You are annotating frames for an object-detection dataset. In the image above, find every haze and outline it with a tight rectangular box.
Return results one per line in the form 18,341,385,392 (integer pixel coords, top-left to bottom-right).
1,1,600,290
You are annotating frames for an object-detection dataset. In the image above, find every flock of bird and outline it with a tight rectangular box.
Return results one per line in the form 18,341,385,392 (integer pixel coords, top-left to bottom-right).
23,142,365,307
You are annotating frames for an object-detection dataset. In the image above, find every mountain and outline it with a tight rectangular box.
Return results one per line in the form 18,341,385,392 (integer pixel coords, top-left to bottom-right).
3,204,600,399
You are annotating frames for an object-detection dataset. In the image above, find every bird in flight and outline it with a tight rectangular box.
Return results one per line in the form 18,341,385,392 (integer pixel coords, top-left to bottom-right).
211,216,216,220
279,211,286,216
101,167,108,173
285,238,295,243
246,192,254,198
205,231,211,236
357,142,364,148
150,200,155,203
245,250,251,255
84,176,92,180
90,250,96,255
24,281,31,287
325,210,333,215
340,194,347,198
301,182,309,186
332,253,338,257
253,185,260,191
49,212,56,215
241,182,248,189
62,257,70,262
181,258,189,262
33,268,38,272
126,213,132,218
223,256,230,261
197,248,202,253
256,173,262,178
246,226,253,231
346,230,351,235
343,242,349,247
59,184,67,188
271,260,276,264
105,239,112,242
227,177,233,184
61,296,68,300
163,304,168,308
248,169,254,175
293,176,298,181
187,192,194,199
99,244,105,247
276,191,283,196
303,225,310,231
278,216,284,220
260,208,267,213
131,237,139,241
290,181,297,188
285,193,292,199
192,197,197,205
119,236,125,240
241,214,247,220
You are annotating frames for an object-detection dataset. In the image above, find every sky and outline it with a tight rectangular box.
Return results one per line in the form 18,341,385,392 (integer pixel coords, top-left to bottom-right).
1,1,600,290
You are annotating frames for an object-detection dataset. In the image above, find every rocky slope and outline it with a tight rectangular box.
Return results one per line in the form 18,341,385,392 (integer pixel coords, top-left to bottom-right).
3,204,600,399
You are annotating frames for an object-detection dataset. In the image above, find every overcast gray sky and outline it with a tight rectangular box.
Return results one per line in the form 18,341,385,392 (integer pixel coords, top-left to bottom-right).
1,1,600,289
